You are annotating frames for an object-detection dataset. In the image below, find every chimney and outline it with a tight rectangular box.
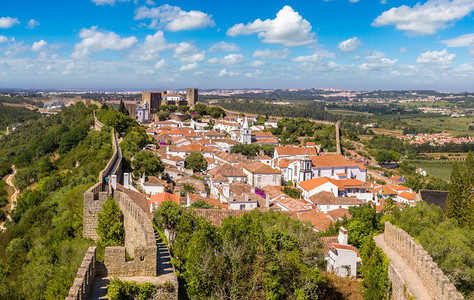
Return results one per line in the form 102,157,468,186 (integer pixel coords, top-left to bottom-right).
251,187,255,194
186,193,191,207
338,226,348,245
245,194,249,202
124,173,130,189
265,193,270,208
111,175,117,190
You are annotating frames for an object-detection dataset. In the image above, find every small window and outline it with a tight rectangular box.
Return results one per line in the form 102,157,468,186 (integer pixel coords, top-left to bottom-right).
240,204,245,210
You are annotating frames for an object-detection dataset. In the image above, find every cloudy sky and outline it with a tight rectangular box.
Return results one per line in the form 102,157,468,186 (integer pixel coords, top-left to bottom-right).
1,0,474,91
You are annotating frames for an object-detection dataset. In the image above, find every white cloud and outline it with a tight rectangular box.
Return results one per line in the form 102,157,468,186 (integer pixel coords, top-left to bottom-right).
31,40,47,52
0,17,20,29
245,70,262,78
359,58,398,70
0,36,9,43
350,55,361,61
130,31,173,61
179,62,198,71
73,26,137,58
416,49,455,64
292,53,321,63
399,46,407,53
209,53,245,65
372,0,474,35
91,0,129,6
349,0,360,2
363,50,386,59
227,6,315,46
217,69,239,77
26,19,40,29
338,37,362,52
134,4,214,31
154,59,166,69
380,0,388,4
173,42,205,63
145,0,155,5
252,48,290,59
251,60,266,67
441,33,474,47
208,41,240,52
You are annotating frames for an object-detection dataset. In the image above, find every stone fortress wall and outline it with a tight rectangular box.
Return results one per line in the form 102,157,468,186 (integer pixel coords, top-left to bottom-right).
384,222,464,300
104,189,157,277
66,247,97,300
83,127,121,241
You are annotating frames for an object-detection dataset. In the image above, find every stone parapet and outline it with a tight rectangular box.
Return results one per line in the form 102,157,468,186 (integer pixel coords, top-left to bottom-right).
66,247,97,300
384,222,464,300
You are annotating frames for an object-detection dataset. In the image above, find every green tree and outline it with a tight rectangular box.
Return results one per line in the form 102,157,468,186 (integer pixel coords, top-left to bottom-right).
359,234,390,299
131,150,164,177
97,196,124,246
375,149,400,164
185,152,208,173
157,111,169,121
446,161,463,222
168,105,178,113
118,100,129,115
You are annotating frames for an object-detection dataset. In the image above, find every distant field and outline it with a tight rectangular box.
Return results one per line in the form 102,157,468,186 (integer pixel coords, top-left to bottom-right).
371,128,403,136
400,114,472,136
405,159,455,180
399,101,457,108
327,109,374,116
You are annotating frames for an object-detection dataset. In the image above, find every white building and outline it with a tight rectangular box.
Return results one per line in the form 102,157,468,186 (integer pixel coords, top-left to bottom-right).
323,227,361,277
240,117,252,144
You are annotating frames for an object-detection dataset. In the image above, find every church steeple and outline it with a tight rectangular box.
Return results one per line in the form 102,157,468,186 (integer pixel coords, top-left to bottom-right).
240,117,252,144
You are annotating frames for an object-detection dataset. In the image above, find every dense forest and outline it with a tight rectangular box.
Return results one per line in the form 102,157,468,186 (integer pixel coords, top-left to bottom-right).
0,103,117,298
0,103,41,132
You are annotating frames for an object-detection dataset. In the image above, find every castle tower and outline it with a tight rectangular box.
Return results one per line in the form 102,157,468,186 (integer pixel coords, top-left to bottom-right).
142,91,162,114
186,88,198,106
240,117,252,144
299,150,313,182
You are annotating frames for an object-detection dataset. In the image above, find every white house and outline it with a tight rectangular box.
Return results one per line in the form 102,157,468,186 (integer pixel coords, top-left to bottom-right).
309,191,363,213
140,175,166,195
323,227,361,277
241,161,281,188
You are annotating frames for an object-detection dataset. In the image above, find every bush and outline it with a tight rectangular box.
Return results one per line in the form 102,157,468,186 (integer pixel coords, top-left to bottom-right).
107,278,157,300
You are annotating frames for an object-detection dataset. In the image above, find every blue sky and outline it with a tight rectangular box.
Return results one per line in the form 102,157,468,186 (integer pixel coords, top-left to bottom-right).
0,0,474,91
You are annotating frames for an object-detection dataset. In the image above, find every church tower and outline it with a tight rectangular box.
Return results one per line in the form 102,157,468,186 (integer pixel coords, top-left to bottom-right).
240,117,252,144
299,150,313,182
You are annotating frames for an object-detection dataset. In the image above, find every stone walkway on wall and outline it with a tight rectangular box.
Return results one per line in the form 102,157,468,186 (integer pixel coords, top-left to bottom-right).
374,234,433,300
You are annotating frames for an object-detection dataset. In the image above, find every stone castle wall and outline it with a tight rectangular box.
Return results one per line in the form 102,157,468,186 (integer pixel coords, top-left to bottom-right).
66,247,97,300
104,190,157,277
93,111,104,131
83,130,121,241
384,222,464,300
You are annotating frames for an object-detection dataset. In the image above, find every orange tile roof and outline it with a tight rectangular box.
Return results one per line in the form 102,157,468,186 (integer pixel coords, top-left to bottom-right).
149,192,180,206
252,131,274,137
208,163,247,178
390,185,410,191
256,155,271,160
297,210,334,231
398,191,415,200
144,176,166,185
327,208,352,220
276,145,317,156
380,186,398,195
276,197,313,212
255,137,279,144
311,155,358,168
299,177,336,191
309,191,362,206
330,244,360,257
193,209,245,227
243,161,280,174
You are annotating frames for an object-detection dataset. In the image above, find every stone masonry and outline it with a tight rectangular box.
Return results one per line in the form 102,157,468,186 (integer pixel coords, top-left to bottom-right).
383,222,463,300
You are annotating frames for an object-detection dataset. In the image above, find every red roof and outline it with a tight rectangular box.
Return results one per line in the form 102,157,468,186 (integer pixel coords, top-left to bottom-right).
149,192,180,206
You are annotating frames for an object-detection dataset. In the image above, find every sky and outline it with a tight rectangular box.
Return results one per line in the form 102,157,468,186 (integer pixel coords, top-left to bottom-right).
0,0,474,91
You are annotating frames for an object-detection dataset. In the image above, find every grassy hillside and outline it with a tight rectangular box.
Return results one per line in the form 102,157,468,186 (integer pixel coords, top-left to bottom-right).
0,103,114,299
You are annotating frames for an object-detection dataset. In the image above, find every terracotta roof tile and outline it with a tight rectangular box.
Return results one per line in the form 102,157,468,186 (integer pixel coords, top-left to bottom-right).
327,208,352,221
149,192,180,206
276,145,317,156
297,210,334,231
311,155,358,168
309,192,362,206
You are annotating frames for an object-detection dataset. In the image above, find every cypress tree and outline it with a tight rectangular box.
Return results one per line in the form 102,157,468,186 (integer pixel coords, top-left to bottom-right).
118,100,129,115
460,152,473,227
446,162,464,222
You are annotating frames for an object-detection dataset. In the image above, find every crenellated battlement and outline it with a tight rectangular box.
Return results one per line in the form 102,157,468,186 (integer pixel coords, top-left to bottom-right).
383,222,464,300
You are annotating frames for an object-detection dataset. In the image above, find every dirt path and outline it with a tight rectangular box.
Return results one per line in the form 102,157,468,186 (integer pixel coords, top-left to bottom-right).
0,166,18,231
374,234,433,300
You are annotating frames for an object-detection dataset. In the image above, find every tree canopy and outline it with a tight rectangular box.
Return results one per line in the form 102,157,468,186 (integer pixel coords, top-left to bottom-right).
184,152,208,173
131,150,164,177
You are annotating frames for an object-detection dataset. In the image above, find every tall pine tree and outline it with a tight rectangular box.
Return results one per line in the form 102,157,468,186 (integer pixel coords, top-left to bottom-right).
118,100,129,115
446,152,474,227
446,162,463,221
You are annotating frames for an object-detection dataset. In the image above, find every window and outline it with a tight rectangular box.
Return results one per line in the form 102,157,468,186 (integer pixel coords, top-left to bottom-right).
240,204,245,210
258,176,262,182
331,168,335,176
